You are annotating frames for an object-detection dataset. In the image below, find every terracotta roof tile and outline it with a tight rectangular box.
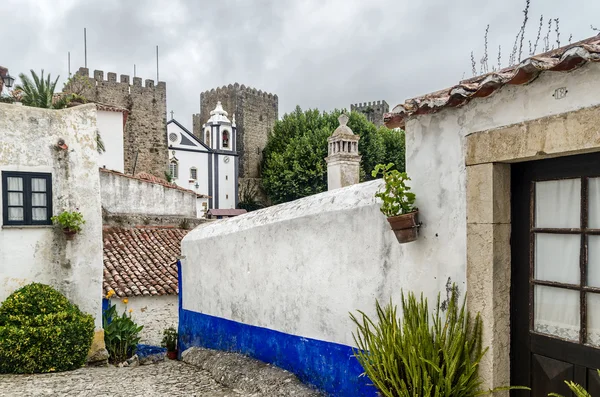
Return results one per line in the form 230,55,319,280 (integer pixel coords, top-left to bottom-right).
385,35,600,129
102,227,190,298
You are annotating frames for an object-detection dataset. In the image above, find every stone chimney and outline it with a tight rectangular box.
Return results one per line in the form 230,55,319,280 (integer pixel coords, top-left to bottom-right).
325,114,361,190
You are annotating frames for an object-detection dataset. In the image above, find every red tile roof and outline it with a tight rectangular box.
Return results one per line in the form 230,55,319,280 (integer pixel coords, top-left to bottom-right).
207,209,247,216
103,227,190,298
384,35,600,129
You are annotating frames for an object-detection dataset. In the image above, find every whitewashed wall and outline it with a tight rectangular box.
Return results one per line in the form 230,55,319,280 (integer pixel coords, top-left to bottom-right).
0,103,104,327
181,180,462,347
113,295,178,346
100,170,196,217
216,155,236,209
97,110,124,173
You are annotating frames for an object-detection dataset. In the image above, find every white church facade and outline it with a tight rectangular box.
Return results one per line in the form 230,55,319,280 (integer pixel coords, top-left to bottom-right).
166,102,238,215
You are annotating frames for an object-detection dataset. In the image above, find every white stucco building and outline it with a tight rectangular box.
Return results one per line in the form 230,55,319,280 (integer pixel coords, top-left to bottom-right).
96,104,128,173
167,102,238,213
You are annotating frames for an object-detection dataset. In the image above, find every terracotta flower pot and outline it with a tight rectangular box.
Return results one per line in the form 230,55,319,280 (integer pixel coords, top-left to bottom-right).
387,210,419,243
63,229,77,241
166,350,178,360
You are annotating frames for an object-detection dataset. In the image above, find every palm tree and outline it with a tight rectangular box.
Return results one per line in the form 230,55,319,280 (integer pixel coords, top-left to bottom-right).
15,69,60,108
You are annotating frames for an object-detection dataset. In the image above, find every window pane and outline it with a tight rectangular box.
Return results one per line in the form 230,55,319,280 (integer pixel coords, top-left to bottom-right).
7,177,23,191
534,233,580,284
31,178,46,192
534,285,580,341
590,178,600,229
7,192,23,206
535,179,581,228
587,293,600,347
32,208,47,221
32,193,46,207
8,207,24,221
588,235,600,287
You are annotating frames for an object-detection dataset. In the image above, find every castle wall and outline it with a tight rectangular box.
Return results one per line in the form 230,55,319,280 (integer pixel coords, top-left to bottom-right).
350,100,389,128
194,84,278,180
68,67,168,178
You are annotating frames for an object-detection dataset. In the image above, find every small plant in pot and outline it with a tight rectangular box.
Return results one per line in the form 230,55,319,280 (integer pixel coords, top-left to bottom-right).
51,210,85,240
372,163,419,243
161,327,178,360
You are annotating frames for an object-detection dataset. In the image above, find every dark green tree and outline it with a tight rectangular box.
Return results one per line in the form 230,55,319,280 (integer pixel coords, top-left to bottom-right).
262,106,406,204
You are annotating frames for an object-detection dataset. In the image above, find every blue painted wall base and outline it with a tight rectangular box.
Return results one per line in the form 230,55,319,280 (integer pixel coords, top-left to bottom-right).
178,309,377,397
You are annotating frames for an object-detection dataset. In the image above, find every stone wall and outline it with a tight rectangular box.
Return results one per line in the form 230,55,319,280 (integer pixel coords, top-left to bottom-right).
0,103,104,329
194,84,278,180
67,67,168,178
350,100,389,127
113,295,178,346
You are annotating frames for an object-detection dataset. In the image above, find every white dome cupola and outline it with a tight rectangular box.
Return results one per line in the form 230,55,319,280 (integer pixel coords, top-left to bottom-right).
202,101,236,152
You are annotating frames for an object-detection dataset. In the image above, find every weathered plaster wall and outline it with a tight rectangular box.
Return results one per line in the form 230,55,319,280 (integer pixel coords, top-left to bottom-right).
113,295,178,346
405,61,600,390
100,170,196,217
0,103,104,327
180,180,464,395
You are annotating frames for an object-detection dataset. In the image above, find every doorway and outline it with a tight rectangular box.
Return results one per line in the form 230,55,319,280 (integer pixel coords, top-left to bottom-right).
511,152,600,395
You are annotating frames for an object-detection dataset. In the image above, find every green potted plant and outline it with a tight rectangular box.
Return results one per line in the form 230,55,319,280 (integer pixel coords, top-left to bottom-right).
161,327,178,360
51,210,85,240
372,163,419,243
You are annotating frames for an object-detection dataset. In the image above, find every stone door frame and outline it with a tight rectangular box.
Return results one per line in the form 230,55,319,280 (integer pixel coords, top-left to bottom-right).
465,105,600,390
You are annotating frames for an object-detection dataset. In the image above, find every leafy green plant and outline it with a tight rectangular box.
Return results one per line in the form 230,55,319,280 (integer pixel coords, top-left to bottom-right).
372,163,416,217
549,371,599,397
350,288,528,397
0,283,94,373
161,327,178,352
51,210,85,233
15,70,60,109
164,171,174,183
103,292,143,364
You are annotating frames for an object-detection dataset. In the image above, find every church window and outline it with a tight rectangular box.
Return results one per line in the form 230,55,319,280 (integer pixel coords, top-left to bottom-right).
190,167,197,180
168,133,178,143
222,130,230,148
205,130,210,146
169,160,178,179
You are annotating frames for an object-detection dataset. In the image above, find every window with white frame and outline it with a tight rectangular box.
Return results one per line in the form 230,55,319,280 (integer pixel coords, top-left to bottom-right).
169,160,178,179
2,171,52,225
190,167,197,180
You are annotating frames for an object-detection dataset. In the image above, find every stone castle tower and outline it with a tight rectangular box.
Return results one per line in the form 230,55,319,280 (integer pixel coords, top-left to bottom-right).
193,83,278,181
68,67,168,177
350,100,389,128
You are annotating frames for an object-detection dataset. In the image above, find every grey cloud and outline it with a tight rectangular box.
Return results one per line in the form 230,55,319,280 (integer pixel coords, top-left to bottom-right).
2,0,599,130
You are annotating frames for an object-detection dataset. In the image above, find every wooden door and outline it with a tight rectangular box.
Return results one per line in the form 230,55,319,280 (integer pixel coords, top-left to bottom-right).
512,152,600,396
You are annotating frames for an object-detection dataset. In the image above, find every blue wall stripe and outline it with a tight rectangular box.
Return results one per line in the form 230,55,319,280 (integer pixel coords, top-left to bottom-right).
178,309,376,397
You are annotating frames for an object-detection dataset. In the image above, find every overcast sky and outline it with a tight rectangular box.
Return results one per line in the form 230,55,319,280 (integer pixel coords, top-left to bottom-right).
3,0,599,130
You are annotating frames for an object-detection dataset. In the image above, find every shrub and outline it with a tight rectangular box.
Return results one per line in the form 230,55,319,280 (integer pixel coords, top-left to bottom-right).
0,283,95,374
350,288,527,396
103,294,143,364
161,327,178,352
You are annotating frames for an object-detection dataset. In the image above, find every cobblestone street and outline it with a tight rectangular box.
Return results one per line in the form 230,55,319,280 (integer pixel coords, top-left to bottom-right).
0,360,243,397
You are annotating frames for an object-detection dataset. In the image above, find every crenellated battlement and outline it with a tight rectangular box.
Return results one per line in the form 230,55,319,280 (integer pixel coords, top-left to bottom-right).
350,100,389,128
70,66,168,177
200,82,278,101
350,100,389,111
76,67,166,91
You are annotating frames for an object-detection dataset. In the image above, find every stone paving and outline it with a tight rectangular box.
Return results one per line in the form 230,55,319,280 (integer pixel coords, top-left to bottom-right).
0,360,243,397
